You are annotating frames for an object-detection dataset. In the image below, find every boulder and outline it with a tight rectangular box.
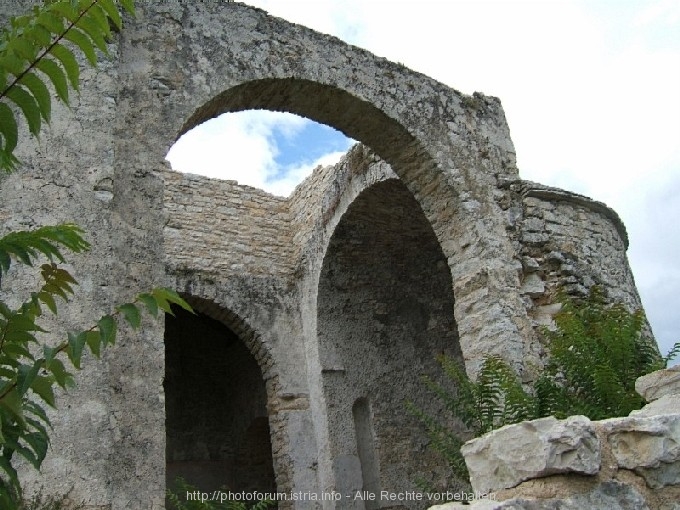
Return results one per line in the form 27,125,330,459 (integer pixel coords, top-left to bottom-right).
636,366,680,402
602,414,680,488
461,416,600,493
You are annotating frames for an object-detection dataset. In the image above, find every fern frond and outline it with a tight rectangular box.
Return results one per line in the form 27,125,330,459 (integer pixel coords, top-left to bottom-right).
663,341,680,367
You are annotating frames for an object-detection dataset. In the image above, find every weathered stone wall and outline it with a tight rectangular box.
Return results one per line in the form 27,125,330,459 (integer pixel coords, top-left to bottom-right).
498,179,647,379
164,170,294,277
444,367,680,509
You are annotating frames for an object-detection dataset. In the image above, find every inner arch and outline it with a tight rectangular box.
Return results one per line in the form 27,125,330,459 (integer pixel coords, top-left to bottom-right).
164,303,276,494
317,178,463,499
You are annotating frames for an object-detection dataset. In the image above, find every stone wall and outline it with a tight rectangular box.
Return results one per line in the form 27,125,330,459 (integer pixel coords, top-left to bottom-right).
498,179,647,381
164,170,294,278
439,366,680,509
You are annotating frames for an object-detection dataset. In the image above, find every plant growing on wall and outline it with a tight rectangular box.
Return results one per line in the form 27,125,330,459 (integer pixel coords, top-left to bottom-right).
409,354,541,487
0,1,193,507
414,286,678,486
535,286,670,420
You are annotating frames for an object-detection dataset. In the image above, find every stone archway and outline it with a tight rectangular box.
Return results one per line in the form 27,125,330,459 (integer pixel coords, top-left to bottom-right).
1,2,536,506
164,304,276,494
316,178,463,502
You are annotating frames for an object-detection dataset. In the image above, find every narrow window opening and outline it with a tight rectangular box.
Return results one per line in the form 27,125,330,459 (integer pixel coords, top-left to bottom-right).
353,397,381,509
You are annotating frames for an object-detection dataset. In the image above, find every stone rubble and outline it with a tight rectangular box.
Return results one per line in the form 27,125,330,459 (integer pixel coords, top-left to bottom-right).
438,368,680,509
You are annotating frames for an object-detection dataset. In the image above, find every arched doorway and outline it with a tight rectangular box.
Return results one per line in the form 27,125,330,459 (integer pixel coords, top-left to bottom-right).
164,305,276,494
317,178,463,500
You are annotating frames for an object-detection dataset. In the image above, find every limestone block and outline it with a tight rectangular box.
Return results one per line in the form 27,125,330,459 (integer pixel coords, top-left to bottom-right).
428,482,648,509
631,393,680,417
636,366,680,402
603,414,680,488
520,273,545,297
461,416,600,493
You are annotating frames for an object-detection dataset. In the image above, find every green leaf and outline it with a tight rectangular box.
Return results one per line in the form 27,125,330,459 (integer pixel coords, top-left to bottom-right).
66,331,86,369
98,314,116,346
37,290,58,315
0,52,26,76
85,330,101,358
18,72,51,122
7,36,37,62
152,288,193,314
76,15,108,54
42,345,58,363
117,303,141,328
36,10,64,35
0,225,89,275
48,1,79,22
0,455,20,495
22,429,49,467
24,399,51,429
120,0,136,16
30,376,56,408
99,0,122,30
4,84,41,136
0,103,18,154
138,293,158,318
85,4,112,37
49,43,80,90
63,27,97,67
45,358,73,389
16,361,41,397
36,57,69,103
0,388,24,424
27,23,53,47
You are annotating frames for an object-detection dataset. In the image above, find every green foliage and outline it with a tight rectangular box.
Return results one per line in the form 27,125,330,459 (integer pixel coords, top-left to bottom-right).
166,478,275,510
410,354,539,485
0,225,192,506
0,0,136,171
414,286,679,486
536,287,669,420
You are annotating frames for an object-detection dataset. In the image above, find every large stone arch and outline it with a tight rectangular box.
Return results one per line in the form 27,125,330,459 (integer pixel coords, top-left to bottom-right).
167,273,307,498
114,3,532,506
118,0,531,371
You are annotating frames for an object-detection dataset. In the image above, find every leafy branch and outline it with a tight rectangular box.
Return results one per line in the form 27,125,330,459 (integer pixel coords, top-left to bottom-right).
0,0,135,172
0,224,192,503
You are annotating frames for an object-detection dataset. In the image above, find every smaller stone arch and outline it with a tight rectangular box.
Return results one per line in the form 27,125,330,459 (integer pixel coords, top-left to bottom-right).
163,283,289,496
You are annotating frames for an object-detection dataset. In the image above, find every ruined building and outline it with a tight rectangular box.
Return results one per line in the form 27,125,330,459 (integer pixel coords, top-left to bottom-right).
0,1,663,509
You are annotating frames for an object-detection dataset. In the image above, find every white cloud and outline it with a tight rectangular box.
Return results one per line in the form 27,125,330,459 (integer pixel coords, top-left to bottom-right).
265,150,350,197
167,111,304,191
166,111,350,196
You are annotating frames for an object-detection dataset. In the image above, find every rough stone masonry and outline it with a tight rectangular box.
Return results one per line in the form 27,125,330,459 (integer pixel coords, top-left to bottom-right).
0,1,651,509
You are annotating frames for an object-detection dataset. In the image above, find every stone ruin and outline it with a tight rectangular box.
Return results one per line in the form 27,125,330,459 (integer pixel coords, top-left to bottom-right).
1,1,676,509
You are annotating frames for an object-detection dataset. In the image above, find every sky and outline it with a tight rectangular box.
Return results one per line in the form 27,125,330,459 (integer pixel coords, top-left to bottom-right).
166,0,680,363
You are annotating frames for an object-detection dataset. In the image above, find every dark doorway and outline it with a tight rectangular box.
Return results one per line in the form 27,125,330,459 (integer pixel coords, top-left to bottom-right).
165,305,276,493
